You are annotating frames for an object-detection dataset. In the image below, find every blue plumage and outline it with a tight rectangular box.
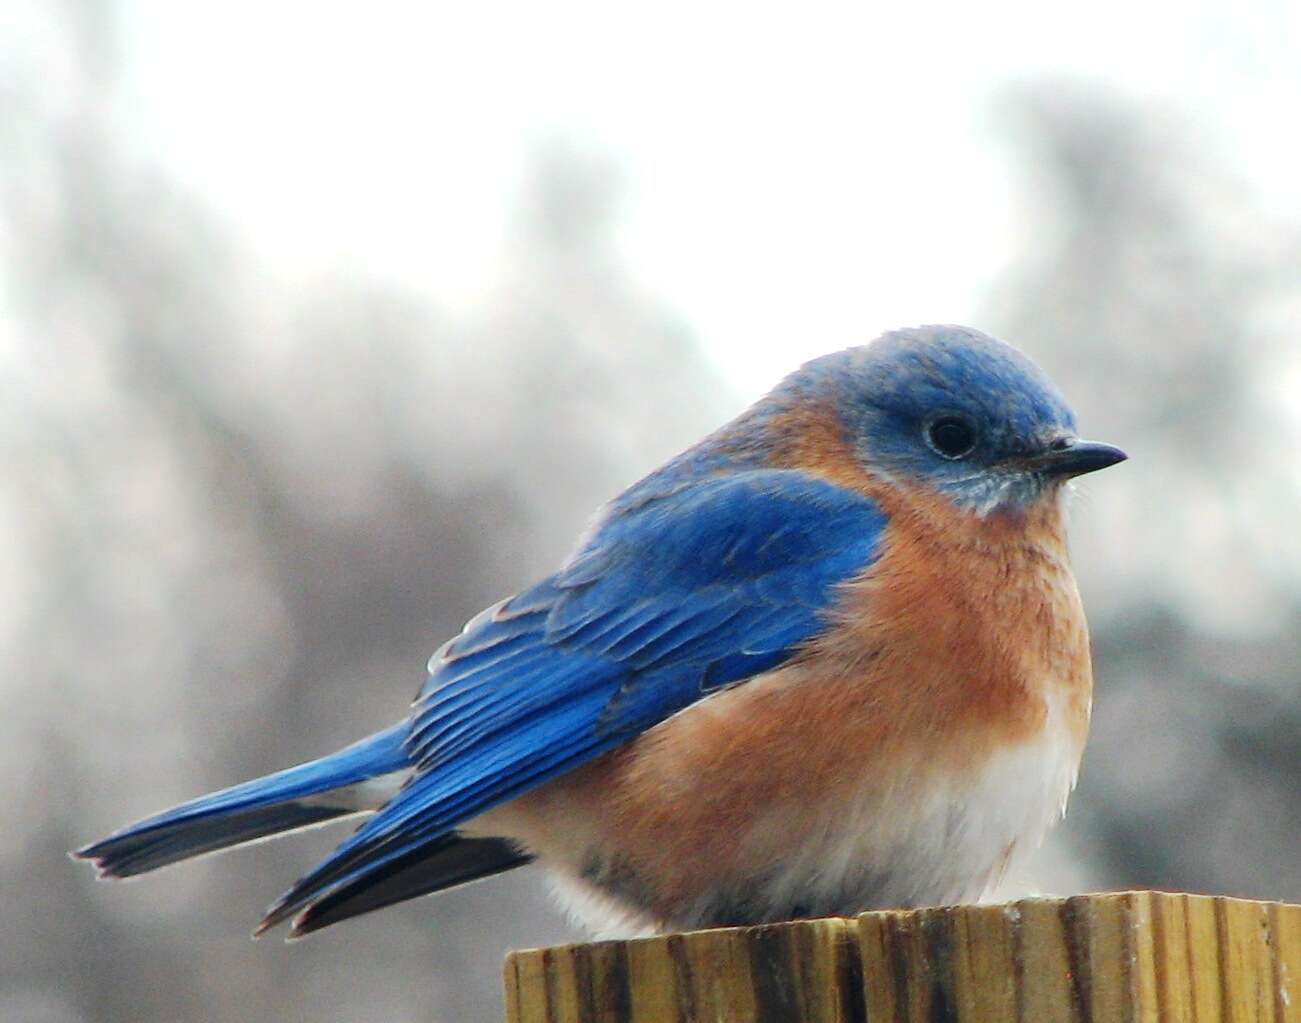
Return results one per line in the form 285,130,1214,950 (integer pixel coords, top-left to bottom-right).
256,470,885,930
77,724,411,878
788,326,1080,509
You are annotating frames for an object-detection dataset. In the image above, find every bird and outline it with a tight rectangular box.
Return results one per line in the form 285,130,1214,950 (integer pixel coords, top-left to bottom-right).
74,324,1126,940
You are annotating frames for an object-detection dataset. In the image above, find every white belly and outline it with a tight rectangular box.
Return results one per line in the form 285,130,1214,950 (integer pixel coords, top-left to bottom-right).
545,714,1082,936
741,718,1080,919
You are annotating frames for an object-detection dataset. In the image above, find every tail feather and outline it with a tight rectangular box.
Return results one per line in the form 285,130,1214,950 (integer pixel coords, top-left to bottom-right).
73,724,411,878
283,835,532,938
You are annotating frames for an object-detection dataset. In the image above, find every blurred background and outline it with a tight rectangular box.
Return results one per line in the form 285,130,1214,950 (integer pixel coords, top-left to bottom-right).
4,0,1300,1020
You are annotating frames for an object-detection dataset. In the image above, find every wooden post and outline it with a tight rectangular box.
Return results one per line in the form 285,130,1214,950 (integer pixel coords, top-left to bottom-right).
504,892,1301,1022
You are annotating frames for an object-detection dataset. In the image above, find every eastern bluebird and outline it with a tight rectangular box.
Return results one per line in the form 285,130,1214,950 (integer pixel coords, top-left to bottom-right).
75,324,1126,939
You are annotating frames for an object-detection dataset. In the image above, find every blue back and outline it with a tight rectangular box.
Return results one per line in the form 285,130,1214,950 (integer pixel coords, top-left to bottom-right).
261,468,886,923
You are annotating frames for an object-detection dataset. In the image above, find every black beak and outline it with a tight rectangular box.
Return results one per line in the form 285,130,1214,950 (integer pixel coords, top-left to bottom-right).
1024,439,1128,477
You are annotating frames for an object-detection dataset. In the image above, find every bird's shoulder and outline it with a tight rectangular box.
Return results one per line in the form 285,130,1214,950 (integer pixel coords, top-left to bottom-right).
574,464,886,588
412,465,890,766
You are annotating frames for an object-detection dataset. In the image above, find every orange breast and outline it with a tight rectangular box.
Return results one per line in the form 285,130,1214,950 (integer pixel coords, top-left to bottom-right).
811,481,1094,762
486,476,1093,928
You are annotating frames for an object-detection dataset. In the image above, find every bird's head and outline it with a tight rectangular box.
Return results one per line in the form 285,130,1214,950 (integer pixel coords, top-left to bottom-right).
789,325,1126,515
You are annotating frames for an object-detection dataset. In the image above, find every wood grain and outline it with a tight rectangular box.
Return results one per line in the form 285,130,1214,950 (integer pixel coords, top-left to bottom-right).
504,892,1301,1022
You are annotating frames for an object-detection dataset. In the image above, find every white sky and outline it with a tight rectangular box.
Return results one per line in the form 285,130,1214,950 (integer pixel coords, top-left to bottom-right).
118,0,1301,398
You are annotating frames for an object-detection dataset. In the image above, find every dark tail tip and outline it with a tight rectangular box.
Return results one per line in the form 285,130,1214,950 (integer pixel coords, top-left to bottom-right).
252,895,297,939
285,915,318,942
69,841,122,880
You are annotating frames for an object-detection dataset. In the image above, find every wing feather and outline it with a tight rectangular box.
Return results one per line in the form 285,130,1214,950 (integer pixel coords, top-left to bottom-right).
259,469,886,931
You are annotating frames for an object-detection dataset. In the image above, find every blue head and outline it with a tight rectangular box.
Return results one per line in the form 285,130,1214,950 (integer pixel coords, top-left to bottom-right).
780,325,1126,514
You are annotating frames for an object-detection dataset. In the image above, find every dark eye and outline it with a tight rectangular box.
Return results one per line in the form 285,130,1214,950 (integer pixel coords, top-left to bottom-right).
925,416,977,459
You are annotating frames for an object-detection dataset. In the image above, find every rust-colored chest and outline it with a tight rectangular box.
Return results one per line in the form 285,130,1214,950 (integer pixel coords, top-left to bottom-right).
804,481,1093,764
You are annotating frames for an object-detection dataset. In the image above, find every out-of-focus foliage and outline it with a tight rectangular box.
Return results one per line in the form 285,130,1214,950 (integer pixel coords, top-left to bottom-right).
1,4,725,1021
3,3,1298,1022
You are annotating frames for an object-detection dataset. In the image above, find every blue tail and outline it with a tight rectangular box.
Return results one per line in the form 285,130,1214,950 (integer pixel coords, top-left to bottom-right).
74,724,411,879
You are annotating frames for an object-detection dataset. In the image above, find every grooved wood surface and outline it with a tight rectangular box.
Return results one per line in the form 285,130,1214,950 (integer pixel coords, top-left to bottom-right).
503,892,1301,1022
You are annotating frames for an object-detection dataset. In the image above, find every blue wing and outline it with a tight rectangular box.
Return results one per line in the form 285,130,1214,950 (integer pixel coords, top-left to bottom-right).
260,469,886,931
